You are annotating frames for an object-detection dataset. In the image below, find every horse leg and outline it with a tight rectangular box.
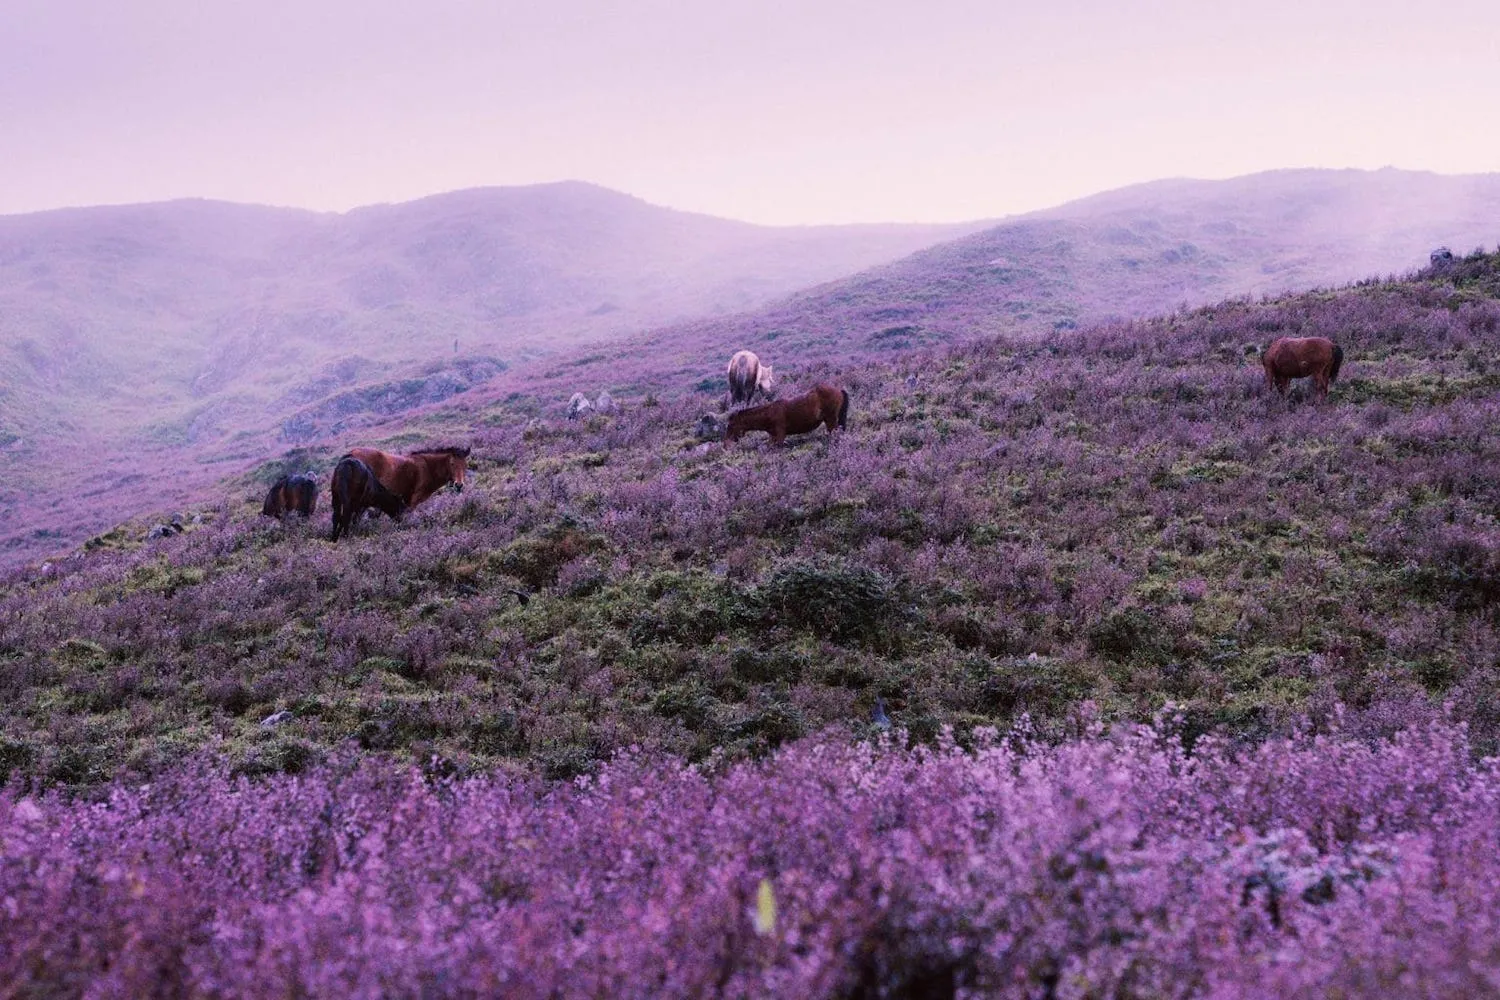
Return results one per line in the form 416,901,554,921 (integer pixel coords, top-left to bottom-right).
1316,371,1330,401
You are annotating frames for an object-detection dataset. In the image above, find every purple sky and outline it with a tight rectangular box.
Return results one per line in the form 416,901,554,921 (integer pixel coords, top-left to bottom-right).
4,0,1498,224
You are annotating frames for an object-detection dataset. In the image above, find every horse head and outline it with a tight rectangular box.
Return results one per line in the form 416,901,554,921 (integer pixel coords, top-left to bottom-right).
448,446,471,493
757,364,774,395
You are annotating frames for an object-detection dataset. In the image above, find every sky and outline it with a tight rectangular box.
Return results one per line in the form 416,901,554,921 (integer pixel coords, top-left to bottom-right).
3,0,1499,225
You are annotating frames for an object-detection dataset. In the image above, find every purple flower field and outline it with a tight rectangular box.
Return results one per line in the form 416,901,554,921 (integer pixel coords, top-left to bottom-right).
2,251,1499,995
5,716,1499,997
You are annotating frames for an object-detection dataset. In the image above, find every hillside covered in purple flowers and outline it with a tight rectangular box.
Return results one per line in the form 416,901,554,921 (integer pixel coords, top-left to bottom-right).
4,250,1500,995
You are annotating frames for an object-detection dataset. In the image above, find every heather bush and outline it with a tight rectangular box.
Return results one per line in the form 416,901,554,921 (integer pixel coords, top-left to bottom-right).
5,717,1500,997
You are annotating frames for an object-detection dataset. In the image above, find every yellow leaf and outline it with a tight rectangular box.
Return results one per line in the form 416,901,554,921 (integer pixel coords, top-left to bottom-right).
754,878,777,935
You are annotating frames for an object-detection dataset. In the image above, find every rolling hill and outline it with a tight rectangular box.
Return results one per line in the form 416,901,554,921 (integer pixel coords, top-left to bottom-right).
4,168,1499,568
4,249,1498,787
0,184,984,564
612,168,1500,372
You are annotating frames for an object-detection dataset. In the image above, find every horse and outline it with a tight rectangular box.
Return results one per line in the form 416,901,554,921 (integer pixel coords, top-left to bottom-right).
342,446,469,508
725,383,848,446
1263,337,1344,400
727,350,774,407
261,473,318,519
329,457,407,542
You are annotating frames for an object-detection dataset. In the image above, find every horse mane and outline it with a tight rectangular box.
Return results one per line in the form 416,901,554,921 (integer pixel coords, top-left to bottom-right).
1329,345,1345,382
410,446,470,459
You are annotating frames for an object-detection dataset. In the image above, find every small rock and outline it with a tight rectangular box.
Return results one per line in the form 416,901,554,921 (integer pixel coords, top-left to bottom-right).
904,374,918,389
871,696,892,730
566,392,594,420
260,710,294,728
595,390,617,414
694,413,724,441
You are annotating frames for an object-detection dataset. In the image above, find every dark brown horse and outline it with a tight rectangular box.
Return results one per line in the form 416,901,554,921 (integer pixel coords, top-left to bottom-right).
329,457,407,541
726,383,848,446
343,446,469,508
261,474,317,519
1263,337,1344,400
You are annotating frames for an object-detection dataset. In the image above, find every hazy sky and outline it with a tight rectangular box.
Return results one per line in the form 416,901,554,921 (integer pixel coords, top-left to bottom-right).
3,0,1498,224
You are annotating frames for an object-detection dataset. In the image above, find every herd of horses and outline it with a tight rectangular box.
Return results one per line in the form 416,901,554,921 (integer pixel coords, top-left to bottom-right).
262,447,470,541
260,337,1343,540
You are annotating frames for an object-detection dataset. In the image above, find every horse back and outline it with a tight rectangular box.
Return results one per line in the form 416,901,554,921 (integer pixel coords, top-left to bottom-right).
727,350,761,402
346,447,417,503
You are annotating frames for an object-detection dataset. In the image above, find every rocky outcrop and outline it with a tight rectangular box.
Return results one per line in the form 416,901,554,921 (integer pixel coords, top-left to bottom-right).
279,357,506,442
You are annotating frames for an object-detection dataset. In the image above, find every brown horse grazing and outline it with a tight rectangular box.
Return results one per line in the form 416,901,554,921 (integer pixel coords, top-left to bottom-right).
726,383,849,446
344,446,469,508
727,350,774,407
1263,337,1345,400
329,457,407,541
261,474,317,519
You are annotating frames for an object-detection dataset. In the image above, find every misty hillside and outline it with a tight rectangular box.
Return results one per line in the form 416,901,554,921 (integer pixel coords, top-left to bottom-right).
0,184,981,562
5,168,1499,569
628,168,1500,367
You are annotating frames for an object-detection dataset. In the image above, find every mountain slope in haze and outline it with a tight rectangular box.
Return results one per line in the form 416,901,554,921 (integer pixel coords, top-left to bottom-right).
622,168,1500,369
0,183,982,427
0,183,984,563
5,168,1499,568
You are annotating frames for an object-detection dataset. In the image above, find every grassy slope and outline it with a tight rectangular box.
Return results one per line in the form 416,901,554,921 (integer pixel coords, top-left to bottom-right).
8,168,1500,570
1,253,1497,786
0,185,984,564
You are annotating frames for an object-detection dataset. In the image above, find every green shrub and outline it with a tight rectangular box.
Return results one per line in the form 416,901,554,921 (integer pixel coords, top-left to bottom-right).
1088,607,1172,664
758,560,900,643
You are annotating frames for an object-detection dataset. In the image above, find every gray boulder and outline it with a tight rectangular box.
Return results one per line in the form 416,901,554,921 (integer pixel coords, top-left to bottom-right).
694,413,724,441
566,392,594,420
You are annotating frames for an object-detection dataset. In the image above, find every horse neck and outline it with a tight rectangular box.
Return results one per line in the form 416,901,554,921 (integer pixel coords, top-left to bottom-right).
412,457,454,504
736,404,781,429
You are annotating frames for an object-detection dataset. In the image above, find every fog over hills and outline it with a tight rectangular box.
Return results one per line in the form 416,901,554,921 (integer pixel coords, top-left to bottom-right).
3,168,1498,566
0,183,982,562
0,182,981,447
619,169,1500,371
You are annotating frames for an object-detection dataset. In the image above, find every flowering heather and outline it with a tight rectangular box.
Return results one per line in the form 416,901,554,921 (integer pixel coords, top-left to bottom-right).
1,253,1499,786
4,716,1500,997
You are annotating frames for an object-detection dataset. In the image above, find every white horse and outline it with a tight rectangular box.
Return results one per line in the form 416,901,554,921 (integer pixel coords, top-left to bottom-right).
726,350,774,407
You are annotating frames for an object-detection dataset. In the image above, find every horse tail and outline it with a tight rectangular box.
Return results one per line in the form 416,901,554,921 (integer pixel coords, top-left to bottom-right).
838,389,850,430
329,470,344,541
1329,345,1345,382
